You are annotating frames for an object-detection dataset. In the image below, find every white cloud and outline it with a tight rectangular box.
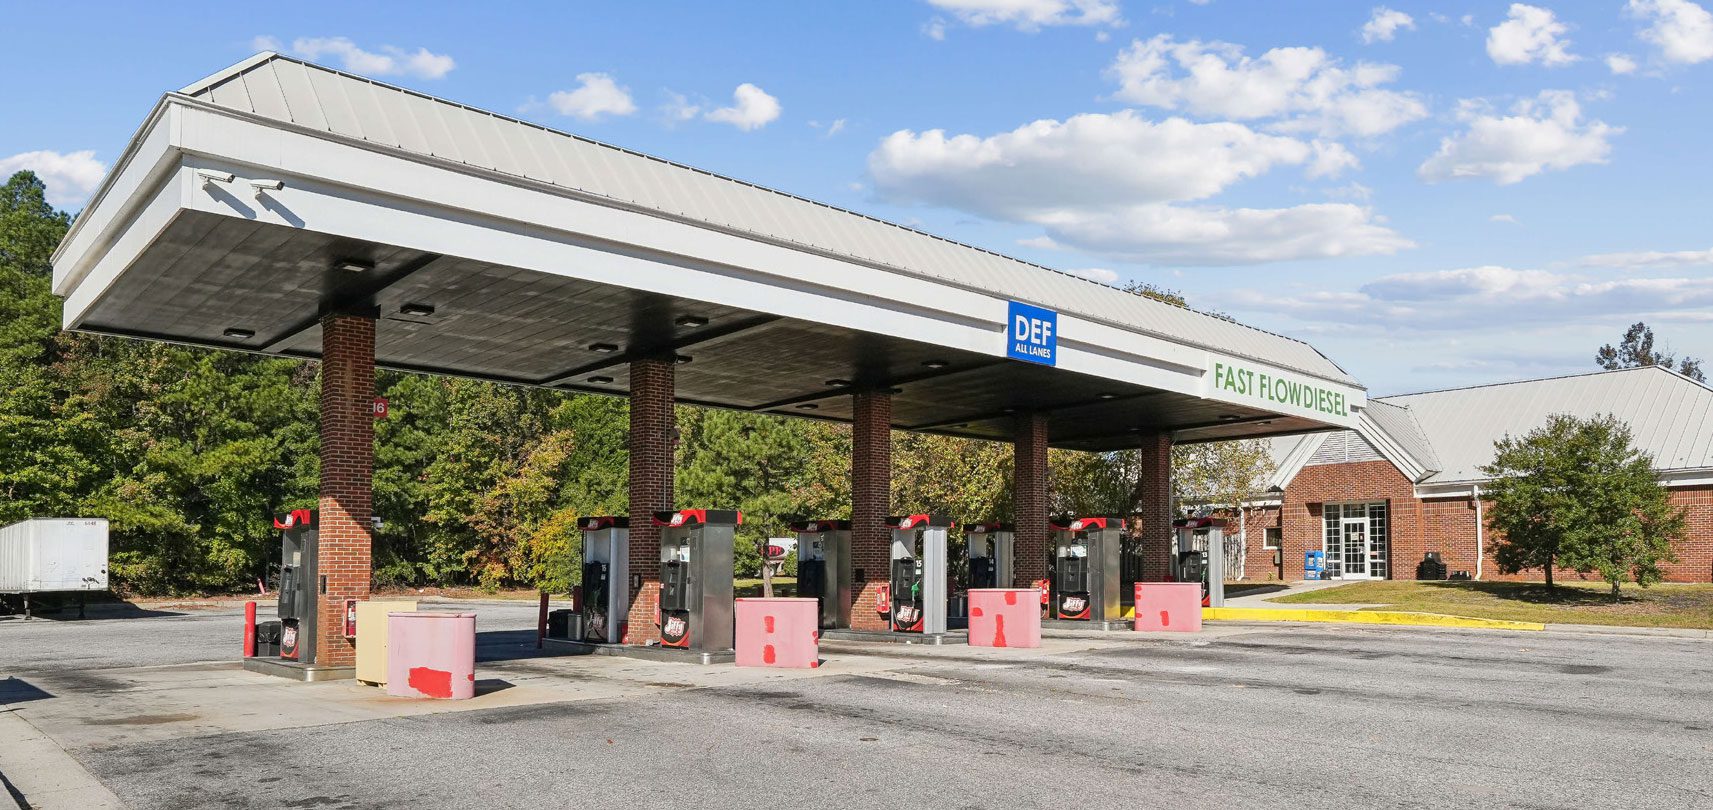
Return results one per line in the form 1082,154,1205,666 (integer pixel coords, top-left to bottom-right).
705,83,781,131
925,0,1123,31
259,35,455,79
869,110,1410,264
1066,267,1121,283
810,118,848,137
1490,213,1520,223
1325,181,1373,200
1418,91,1619,185
661,91,702,123
1033,202,1413,265
1362,7,1416,44
1606,53,1640,74
1308,140,1360,178
870,111,1313,215
1486,4,1578,66
0,150,107,209
1583,246,1713,268
548,73,637,121
1628,0,1713,64
1106,35,1428,137
1233,265,1713,330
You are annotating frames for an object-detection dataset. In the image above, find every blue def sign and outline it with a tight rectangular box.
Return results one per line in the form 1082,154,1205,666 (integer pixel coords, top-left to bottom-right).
1007,301,1057,366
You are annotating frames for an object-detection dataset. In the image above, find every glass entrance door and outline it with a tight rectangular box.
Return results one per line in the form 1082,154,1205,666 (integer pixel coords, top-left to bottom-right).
1340,518,1369,579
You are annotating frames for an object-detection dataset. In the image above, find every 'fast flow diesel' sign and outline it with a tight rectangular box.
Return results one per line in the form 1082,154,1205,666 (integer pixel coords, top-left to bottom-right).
1007,301,1057,366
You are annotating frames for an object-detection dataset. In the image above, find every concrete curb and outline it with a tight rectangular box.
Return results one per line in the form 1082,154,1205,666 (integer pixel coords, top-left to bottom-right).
1202,607,1545,631
0,710,123,810
1544,623,1713,640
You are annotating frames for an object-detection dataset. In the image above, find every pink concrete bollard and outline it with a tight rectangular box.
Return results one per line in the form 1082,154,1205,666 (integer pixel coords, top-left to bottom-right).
385,612,477,699
967,589,1041,648
1133,583,1202,632
734,598,819,668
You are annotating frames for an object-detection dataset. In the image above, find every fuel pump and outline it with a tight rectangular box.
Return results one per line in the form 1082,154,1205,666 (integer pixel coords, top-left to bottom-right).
790,519,851,630
656,509,740,652
578,516,629,644
886,514,953,634
963,522,1014,589
1048,515,1124,622
272,509,319,663
1173,517,1227,607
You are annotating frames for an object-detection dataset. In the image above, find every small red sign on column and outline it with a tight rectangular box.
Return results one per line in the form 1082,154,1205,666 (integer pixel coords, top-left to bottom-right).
373,397,389,419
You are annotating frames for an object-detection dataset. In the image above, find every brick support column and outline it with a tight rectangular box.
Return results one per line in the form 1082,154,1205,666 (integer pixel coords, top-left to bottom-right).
1013,412,1050,587
315,314,375,668
849,391,892,631
624,357,675,645
1134,431,1174,581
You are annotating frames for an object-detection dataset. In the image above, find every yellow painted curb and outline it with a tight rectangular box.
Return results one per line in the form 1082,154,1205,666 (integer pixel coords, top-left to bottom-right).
1202,606,1544,631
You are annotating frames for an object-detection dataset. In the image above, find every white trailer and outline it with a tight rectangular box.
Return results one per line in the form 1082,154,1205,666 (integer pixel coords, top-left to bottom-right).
0,518,110,619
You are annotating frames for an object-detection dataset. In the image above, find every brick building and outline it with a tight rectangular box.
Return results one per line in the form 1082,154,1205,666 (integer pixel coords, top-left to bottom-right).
1235,367,1713,584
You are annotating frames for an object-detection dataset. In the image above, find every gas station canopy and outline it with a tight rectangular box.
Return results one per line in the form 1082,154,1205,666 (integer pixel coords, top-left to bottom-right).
52,53,1366,450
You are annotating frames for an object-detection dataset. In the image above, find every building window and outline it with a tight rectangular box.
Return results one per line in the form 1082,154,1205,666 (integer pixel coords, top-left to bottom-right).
1263,527,1281,550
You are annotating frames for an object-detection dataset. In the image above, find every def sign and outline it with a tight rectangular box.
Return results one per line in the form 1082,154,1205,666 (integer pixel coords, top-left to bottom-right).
1007,301,1057,367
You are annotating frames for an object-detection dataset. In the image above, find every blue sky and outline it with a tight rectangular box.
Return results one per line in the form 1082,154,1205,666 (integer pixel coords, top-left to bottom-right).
4,0,1711,395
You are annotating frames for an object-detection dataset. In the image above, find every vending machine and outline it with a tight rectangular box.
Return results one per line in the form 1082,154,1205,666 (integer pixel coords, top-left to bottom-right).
887,514,953,634
790,519,852,630
1172,517,1228,607
656,509,740,652
273,508,319,663
578,516,629,644
1048,516,1124,622
963,522,1014,589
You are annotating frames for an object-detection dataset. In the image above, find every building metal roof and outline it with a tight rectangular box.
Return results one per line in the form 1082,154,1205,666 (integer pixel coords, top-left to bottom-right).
1269,366,1713,490
1377,366,1713,484
1364,398,1441,474
165,52,1356,388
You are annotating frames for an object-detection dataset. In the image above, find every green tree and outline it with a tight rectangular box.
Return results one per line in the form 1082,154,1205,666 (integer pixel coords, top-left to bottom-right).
1596,322,1704,382
1481,414,1684,597
676,409,844,592
0,173,102,525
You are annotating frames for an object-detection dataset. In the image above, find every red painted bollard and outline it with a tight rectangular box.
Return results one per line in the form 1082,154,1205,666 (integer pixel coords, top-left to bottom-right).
967,589,1041,648
734,598,819,668
243,601,257,657
1133,582,1202,632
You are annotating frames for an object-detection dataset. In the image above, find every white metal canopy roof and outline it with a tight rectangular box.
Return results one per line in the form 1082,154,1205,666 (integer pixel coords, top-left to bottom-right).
52,52,1367,448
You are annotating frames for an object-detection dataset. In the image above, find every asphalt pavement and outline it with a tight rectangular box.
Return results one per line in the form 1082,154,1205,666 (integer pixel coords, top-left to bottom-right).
3,603,1711,809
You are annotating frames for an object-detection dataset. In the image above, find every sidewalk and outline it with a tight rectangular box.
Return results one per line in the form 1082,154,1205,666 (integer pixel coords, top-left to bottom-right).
1221,580,1386,611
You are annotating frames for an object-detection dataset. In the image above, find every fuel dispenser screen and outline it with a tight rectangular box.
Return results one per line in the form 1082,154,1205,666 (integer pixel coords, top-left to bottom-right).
890,557,924,632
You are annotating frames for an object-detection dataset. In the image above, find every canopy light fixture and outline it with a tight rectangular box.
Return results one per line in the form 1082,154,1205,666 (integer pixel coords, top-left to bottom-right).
674,315,709,328
588,342,619,353
795,403,819,410
586,375,614,384
1000,407,1017,415
335,260,373,274
222,327,255,340
1097,392,1117,400
824,378,852,387
675,354,693,364
399,303,435,317
1218,414,1241,421
922,359,949,369
886,387,904,395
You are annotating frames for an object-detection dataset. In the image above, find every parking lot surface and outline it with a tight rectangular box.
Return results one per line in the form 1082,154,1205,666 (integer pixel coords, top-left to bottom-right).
3,604,1711,809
